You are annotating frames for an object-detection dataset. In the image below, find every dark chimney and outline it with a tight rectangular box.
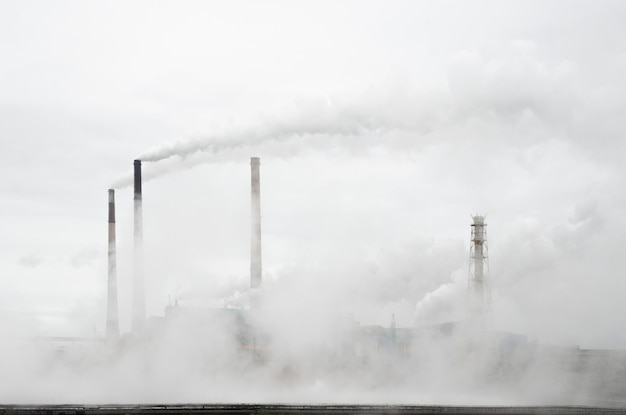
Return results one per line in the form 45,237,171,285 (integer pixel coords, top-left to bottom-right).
134,159,142,197
132,160,145,332
250,157,262,289
106,189,119,339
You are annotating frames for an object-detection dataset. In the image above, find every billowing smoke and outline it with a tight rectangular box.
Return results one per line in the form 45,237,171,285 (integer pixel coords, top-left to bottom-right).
136,80,441,163
110,82,440,189
111,42,584,190
6,34,626,406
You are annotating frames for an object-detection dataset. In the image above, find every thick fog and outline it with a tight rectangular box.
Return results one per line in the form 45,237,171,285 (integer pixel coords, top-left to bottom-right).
2,0,626,406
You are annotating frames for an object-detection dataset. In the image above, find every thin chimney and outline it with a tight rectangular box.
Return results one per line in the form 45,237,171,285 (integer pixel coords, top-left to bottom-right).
132,159,146,332
106,189,119,339
250,157,262,289
469,215,490,326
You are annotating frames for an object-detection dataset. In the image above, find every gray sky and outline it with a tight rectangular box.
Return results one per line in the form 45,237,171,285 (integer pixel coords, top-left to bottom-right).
2,0,626,348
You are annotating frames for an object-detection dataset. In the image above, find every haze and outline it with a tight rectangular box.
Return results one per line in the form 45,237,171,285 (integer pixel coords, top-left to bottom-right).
1,0,626,405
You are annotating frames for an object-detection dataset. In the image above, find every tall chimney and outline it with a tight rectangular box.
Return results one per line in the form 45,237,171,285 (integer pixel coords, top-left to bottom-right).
132,160,146,332
469,215,490,324
106,189,119,339
250,157,262,289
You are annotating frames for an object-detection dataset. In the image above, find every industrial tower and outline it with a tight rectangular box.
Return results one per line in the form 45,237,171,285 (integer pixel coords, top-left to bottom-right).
132,159,146,332
106,189,119,339
250,157,262,290
469,215,491,326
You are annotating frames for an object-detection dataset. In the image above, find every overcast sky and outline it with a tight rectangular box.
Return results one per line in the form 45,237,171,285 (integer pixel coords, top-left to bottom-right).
1,0,626,349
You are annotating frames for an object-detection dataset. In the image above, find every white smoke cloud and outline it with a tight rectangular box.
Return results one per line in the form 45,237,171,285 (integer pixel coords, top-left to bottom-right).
109,40,590,192
4,0,626,405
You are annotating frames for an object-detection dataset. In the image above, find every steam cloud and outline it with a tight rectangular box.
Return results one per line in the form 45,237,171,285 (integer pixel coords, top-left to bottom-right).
110,84,430,189
111,42,584,190
8,39,626,406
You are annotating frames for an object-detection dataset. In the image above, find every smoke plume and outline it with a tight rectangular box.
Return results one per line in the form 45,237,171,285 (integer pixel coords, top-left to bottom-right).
111,42,586,190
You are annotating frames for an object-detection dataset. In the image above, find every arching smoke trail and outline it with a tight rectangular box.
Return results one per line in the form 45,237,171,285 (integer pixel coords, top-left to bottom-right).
138,98,392,163
110,41,573,190
110,86,442,189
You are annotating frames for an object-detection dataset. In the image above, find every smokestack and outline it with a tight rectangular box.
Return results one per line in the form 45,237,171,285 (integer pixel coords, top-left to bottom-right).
469,215,490,325
133,160,146,332
250,157,262,289
106,189,119,339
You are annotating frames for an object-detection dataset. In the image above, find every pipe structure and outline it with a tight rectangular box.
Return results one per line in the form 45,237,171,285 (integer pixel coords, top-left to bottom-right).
106,189,119,339
250,157,262,289
469,215,489,323
132,159,146,332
